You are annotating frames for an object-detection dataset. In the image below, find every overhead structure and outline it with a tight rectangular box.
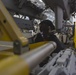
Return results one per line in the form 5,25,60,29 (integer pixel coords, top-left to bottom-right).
43,0,70,31
2,0,45,19
69,0,76,13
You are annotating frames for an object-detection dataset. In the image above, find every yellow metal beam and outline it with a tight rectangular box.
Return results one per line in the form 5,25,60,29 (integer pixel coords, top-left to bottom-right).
0,51,14,60
74,22,76,48
0,56,29,75
29,41,48,50
0,0,28,46
0,22,12,41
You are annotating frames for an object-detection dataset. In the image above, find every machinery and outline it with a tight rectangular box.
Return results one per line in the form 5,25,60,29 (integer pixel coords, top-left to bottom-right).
34,49,76,75
0,0,76,75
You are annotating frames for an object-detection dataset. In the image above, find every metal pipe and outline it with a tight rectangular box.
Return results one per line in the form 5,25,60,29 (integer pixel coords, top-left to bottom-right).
55,6,63,31
0,41,56,75
21,41,57,70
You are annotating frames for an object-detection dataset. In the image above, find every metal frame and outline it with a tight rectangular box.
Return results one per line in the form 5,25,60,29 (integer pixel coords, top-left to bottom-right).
0,0,28,46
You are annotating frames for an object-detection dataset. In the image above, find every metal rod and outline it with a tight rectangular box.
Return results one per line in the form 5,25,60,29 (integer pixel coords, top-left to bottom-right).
55,6,63,31
21,41,57,70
